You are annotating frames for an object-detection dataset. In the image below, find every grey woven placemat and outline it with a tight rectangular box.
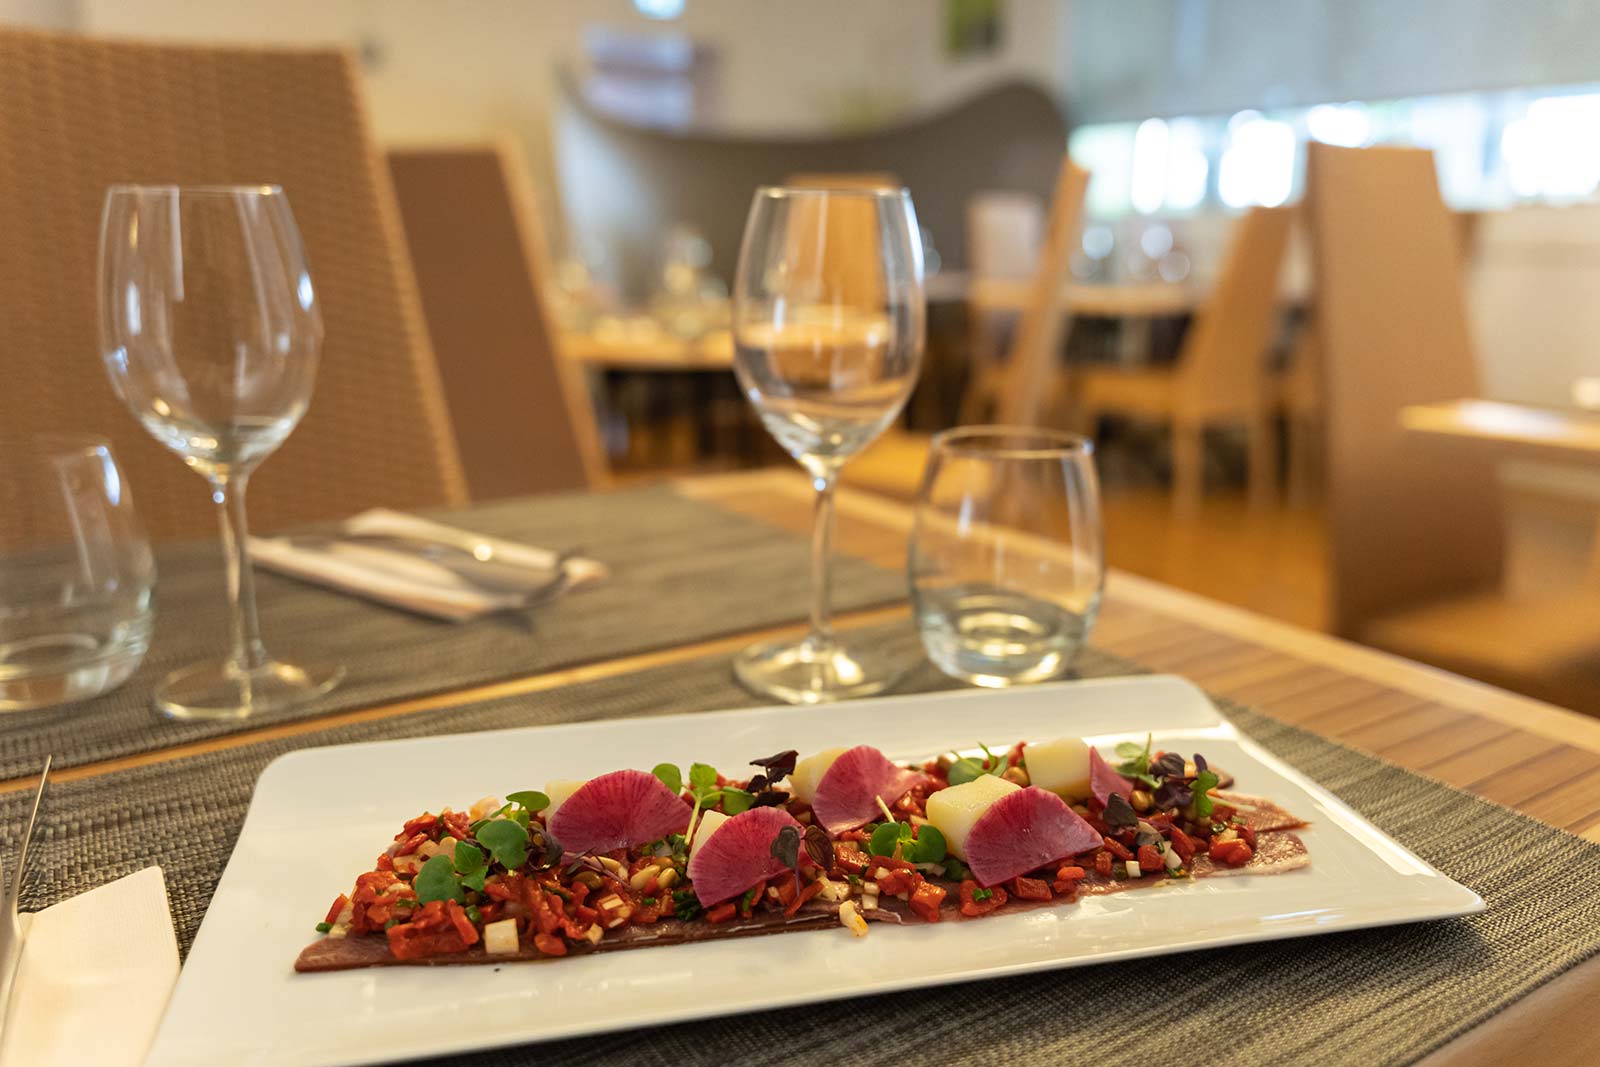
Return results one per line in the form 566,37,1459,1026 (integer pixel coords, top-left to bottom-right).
7,629,1598,1067
0,484,906,779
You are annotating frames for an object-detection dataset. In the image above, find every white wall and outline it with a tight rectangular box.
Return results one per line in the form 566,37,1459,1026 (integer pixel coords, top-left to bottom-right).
62,0,1067,242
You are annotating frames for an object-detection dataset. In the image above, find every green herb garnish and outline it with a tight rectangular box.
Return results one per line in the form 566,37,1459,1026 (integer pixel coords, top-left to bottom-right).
453,840,490,891
971,887,993,902
947,742,1008,786
943,856,972,881
465,904,482,923
721,786,755,815
477,819,531,869
689,762,719,792
642,896,657,907
315,921,332,933
1115,734,1161,789
414,854,464,903
506,790,549,812
652,763,683,794
908,825,947,864
1190,768,1222,821
869,821,908,857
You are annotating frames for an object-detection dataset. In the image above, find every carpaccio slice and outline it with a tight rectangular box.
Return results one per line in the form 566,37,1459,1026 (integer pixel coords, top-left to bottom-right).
810,745,921,834
964,786,1105,888
1089,747,1135,807
687,806,802,907
545,769,691,854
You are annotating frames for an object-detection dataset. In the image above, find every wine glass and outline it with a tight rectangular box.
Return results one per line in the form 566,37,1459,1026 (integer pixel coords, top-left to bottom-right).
910,427,1104,687
732,185,926,704
98,185,342,719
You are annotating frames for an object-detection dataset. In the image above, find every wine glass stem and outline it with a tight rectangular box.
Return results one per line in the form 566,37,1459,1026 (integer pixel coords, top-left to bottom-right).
808,468,838,651
211,474,270,675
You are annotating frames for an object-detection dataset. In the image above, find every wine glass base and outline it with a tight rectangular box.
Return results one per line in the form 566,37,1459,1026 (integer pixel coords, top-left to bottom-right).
154,658,344,721
734,633,909,706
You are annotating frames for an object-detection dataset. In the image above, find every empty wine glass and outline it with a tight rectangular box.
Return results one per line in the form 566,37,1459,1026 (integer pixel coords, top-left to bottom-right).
98,185,342,719
732,185,926,704
910,427,1104,687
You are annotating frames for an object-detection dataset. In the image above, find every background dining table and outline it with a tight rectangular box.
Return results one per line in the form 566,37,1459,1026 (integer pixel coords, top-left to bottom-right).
4,468,1598,1067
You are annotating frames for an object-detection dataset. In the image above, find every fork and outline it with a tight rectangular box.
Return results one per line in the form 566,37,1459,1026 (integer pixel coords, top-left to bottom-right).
0,755,52,1028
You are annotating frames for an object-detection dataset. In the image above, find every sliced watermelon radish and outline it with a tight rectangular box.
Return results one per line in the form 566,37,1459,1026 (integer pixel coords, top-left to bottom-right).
687,807,801,907
964,786,1104,887
545,769,690,855
810,745,921,835
1089,747,1135,807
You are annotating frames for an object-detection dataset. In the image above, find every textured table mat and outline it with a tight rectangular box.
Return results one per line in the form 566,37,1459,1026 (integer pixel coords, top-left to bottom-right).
7,627,1600,1067
0,484,906,779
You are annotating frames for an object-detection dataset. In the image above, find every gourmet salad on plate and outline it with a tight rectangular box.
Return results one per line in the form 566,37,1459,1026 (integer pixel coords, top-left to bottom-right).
297,733,1310,971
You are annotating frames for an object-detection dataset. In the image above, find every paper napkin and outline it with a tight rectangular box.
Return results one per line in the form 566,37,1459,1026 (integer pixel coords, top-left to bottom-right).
0,866,179,1067
251,508,608,622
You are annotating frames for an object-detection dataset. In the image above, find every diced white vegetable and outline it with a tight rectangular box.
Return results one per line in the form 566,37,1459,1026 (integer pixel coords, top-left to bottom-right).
924,774,1021,860
1125,859,1142,879
1023,737,1092,799
862,881,878,894
860,895,878,912
789,747,849,803
1163,843,1182,870
687,809,730,864
543,779,587,821
483,918,519,955
816,877,851,903
838,900,869,937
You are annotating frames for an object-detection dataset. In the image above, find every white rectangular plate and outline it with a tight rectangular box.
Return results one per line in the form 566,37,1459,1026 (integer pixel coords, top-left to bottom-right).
148,676,1483,1067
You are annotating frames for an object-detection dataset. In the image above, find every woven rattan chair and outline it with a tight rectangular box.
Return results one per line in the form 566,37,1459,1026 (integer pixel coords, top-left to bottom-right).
387,140,606,499
0,27,467,543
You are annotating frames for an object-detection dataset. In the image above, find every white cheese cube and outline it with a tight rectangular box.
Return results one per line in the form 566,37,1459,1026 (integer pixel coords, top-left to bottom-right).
789,747,849,803
924,774,1021,860
1023,737,1092,799
543,779,588,822
483,918,519,955
687,809,730,864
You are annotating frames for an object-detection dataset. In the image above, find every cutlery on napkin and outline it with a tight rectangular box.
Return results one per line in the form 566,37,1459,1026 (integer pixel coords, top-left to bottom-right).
250,509,608,622
0,867,179,1067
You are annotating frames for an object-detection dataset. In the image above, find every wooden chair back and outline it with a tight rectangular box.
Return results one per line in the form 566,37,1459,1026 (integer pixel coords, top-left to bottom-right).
780,173,902,312
1174,205,1293,416
0,27,466,543
996,157,1090,426
387,140,606,499
1305,142,1504,636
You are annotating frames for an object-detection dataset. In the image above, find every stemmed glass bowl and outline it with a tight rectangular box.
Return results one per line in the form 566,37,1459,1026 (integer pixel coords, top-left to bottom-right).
98,185,343,719
731,185,926,704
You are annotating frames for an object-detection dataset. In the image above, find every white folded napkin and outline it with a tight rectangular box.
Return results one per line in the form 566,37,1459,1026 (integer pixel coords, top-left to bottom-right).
250,509,608,622
0,867,179,1067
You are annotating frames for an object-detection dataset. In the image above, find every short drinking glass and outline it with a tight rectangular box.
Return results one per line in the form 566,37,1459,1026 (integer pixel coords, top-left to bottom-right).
0,437,154,710
732,185,926,704
98,185,342,719
910,427,1104,687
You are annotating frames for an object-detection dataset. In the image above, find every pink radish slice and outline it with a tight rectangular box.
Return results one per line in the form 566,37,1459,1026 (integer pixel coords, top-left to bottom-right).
964,786,1105,888
687,807,801,907
545,770,691,855
810,745,921,835
1089,747,1135,807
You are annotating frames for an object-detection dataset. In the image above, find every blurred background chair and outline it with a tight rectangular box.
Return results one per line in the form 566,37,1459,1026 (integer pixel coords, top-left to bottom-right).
388,140,606,500
844,157,1090,499
1306,141,1600,713
0,26,466,541
1075,205,1293,514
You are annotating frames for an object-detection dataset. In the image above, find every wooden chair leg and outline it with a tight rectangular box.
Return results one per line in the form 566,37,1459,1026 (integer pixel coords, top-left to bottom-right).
1172,421,1204,516
1247,411,1279,510
1287,416,1317,507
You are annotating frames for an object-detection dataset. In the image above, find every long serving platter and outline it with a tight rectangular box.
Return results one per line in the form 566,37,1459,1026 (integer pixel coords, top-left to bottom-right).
146,676,1484,1067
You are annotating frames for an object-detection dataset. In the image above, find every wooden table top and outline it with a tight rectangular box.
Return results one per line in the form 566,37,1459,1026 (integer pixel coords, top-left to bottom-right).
1402,398,1600,464
36,468,1600,845
561,326,734,371
25,467,1598,1064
